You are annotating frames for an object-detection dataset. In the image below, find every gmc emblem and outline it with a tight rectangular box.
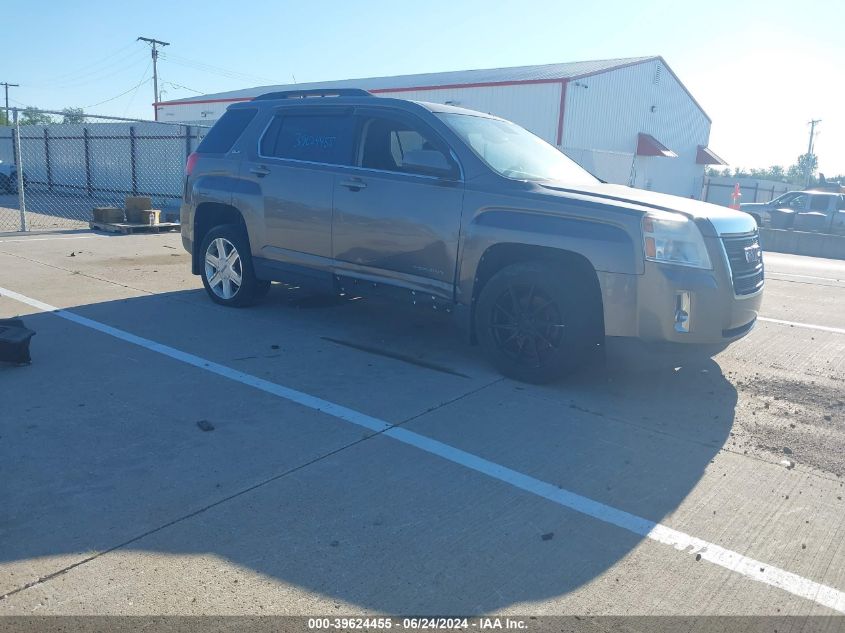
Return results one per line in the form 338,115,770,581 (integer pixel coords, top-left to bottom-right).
744,244,762,264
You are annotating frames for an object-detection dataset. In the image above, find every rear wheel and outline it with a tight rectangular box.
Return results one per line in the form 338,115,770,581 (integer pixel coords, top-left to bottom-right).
476,261,596,383
199,224,269,307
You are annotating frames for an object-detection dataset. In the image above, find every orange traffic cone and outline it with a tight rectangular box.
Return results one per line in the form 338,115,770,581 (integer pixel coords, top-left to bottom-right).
730,183,742,210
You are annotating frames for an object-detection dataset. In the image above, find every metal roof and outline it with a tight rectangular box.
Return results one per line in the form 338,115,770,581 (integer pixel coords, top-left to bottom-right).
158,56,658,105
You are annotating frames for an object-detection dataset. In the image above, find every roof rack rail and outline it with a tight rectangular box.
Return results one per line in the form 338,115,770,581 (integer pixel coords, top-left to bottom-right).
253,88,372,101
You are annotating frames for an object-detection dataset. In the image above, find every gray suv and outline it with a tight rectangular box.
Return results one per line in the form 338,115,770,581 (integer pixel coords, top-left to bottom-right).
181,89,763,383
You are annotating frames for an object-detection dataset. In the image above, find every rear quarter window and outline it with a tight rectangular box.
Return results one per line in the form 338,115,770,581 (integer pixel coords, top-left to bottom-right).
196,108,258,154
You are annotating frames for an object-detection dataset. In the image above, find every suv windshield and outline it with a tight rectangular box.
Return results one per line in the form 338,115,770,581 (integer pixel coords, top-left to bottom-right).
438,113,598,184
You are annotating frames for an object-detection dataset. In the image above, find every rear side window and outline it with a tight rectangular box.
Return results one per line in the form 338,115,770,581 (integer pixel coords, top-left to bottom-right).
809,195,830,211
197,108,257,154
260,115,354,165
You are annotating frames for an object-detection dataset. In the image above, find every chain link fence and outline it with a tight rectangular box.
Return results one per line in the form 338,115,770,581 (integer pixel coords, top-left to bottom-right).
0,108,210,233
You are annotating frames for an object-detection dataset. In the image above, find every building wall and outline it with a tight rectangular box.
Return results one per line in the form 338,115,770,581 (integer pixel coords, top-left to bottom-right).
563,58,711,197
158,100,233,124
372,83,564,145
158,59,712,198
158,82,566,143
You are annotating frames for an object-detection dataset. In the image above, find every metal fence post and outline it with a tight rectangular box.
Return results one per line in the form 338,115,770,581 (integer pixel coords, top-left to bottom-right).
44,127,53,192
129,126,138,196
83,127,92,197
12,109,27,232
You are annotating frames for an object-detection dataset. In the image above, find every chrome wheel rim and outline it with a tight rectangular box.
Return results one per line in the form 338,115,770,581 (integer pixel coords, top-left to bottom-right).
205,237,243,300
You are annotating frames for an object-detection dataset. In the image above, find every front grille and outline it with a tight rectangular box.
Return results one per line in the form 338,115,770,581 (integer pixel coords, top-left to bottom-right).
722,232,764,296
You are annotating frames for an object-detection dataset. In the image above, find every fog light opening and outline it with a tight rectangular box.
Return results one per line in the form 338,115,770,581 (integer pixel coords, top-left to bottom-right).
674,291,691,333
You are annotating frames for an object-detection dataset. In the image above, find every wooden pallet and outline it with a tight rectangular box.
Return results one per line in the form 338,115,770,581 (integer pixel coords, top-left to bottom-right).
89,220,181,234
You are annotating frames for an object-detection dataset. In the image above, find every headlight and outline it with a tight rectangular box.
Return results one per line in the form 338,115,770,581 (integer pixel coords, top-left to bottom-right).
642,211,712,269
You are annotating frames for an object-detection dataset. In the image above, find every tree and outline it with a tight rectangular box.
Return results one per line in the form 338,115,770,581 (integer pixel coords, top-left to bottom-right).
706,164,790,182
769,165,785,180
796,153,818,185
784,153,819,186
20,107,54,125
61,108,85,124
0,110,9,126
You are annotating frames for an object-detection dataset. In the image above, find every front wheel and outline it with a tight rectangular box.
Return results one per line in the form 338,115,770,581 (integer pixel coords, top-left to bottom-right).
199,224,269,307
475,261,597,383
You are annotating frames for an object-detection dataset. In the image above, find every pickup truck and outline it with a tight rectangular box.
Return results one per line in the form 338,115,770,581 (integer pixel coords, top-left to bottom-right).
741,190,845,232
181,89,763,382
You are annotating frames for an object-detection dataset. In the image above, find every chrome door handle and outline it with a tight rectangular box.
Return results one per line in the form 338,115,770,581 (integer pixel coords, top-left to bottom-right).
250,166,271,177
339,178,366,190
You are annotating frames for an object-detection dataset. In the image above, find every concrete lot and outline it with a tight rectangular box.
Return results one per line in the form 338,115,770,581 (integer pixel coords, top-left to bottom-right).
0,230,843,616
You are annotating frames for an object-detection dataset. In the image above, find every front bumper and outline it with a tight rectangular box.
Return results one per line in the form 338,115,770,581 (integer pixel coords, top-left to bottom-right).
601,233,763,345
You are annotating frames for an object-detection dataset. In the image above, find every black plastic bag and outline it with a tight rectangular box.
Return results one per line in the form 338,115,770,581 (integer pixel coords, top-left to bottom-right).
0,318,35,365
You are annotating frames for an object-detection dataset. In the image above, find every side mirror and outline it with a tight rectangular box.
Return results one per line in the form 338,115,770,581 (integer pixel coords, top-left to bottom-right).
400,150,454,178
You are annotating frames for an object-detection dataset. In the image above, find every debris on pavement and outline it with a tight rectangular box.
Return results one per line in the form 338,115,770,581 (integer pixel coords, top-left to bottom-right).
0,318,35,365
196,420,215,432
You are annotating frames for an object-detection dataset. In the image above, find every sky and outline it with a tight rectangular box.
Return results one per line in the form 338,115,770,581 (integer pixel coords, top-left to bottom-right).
3,0,844,174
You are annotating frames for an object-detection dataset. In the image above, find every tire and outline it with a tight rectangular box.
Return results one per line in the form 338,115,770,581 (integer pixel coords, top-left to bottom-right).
475,261,597,383
199,224,270,307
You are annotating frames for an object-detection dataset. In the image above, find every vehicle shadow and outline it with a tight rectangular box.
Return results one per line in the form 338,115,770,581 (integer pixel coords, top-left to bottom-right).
1,286,737,613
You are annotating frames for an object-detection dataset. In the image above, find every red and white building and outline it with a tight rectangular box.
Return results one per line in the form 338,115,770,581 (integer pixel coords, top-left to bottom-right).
156,56,726,198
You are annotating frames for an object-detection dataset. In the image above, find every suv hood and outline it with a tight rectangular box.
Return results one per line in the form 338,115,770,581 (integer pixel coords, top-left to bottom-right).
540,182,757,235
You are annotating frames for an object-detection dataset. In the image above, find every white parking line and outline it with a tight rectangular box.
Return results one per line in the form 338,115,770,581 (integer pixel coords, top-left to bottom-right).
768,272,843,283
759,317,845,335
0,236,97,244
2,283,844,615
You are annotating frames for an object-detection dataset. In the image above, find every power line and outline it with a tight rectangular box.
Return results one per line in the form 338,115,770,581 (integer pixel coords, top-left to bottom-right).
159,52,277,84
30,42,140,85
123,60,154,117
83,76,152,109
161,80,204,94
51,54,149,90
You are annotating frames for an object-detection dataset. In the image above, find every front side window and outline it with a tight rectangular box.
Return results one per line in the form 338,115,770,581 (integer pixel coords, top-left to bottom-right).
770,192,797,206
260,114,355,165
357,116,452,176
438,112,598,184
787,194,808,210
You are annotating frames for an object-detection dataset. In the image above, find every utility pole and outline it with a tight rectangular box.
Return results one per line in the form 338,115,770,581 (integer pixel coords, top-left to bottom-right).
1,82,19,123
807,119,821,155
137,37,170,120
805,119,821,187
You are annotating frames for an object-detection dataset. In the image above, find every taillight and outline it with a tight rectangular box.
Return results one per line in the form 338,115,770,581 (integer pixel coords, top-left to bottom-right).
185,152,199,176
